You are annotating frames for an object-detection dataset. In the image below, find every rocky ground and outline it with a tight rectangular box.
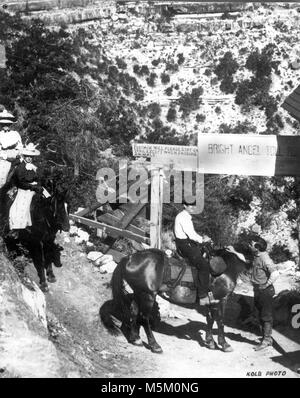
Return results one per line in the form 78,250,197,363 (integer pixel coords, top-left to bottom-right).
1,231,299,379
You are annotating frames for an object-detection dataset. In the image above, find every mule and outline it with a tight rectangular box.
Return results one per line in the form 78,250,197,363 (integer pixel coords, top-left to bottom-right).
101,246,249,353
1,177,70,292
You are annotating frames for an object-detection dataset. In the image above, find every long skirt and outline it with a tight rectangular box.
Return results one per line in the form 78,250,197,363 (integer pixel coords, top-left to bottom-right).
9,188,35,230
0,159,11,188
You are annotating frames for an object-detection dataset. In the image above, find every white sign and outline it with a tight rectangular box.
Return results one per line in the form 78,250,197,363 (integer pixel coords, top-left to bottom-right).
132,143,198,171
198,133,300,176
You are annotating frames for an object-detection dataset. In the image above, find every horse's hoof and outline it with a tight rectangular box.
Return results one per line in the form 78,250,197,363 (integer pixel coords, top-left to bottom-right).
150,345,163,354
47,275,57,283
221,343,234,353
40,283,49,293
206,340,216,350
131,338,143,347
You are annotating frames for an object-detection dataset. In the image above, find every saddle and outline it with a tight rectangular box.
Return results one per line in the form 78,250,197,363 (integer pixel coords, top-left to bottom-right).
174,248,228,278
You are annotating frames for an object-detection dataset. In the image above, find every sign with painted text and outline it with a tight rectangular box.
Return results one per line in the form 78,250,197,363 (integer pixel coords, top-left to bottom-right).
198,133,300,176
132,143,198,171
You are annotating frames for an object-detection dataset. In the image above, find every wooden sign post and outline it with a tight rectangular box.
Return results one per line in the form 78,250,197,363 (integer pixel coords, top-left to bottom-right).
132,143,200,249
150,167,164,249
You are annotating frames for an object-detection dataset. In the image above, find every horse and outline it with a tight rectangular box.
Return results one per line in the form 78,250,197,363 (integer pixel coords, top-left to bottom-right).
101,246,249,354
1,175,70,292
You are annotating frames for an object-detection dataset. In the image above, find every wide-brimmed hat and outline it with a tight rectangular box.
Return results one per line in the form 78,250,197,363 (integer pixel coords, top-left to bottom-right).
0,109,15,124
22,143,40,157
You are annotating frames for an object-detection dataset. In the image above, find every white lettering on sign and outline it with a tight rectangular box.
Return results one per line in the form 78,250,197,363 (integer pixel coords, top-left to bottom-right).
132,143,198,171
198,133,300,176
132,143,198,158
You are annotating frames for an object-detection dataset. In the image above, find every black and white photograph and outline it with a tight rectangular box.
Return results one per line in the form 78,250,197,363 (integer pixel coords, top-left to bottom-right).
0,0,299,381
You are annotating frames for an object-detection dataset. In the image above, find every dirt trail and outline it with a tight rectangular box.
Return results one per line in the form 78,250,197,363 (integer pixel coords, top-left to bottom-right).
25,235,300,379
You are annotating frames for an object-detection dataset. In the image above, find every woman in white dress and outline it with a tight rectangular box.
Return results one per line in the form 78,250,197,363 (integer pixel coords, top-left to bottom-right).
0,109,23,188
9,143,42,232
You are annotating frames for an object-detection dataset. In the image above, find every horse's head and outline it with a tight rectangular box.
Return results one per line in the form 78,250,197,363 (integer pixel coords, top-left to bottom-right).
51,243,64,268
43,176,70,233
50,184,70,232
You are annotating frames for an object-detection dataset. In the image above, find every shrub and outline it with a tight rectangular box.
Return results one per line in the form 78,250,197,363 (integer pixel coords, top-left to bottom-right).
161,72,170,84
152,59,160,67
269,243,293,264
147,102,161,119
214,51,239,80
211,77,218,86
166,107,177,122
220,76,237,94
178,90,202,118
246,44,278,78
165,86,173,96
165,61,179,73
133,64,140,75
140,65,150,76
177,53,185,65
215,106,222,115
196,113,206,123
116,57,127,70
146,72,157,87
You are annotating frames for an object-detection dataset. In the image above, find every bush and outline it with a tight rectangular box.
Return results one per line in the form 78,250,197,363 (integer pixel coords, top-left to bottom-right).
146,72,157,87
116,57,127,70
269,243,294,264
211,77,219,86
166,107,177,122
196,113,206,123
214,51,239,80
246,44,278,79
147,102,161,119
140,65,150,76
220,76,237,94
215,106,222,115
178,89,202,119
165,86,173,96
161,72,170,84
152,59,160,67
177,53,185,65
165,61,179,73
133,64,140,75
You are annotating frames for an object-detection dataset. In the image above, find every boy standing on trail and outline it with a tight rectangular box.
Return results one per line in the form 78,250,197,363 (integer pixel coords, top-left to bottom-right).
249,235,279,351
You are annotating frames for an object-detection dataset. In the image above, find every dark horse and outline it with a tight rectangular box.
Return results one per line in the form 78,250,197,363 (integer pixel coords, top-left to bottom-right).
0,175,70,292
101,246,249,354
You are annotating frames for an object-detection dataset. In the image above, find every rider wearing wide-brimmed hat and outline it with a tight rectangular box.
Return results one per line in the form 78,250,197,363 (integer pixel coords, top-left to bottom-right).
174,199,216,306
0,108,23,188
9,143,43,234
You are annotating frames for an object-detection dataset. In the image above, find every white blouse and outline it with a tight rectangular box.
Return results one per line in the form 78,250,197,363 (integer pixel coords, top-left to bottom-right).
0,130,22,150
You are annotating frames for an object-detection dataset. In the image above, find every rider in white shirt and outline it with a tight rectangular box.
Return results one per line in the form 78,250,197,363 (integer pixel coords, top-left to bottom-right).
174,201,217,305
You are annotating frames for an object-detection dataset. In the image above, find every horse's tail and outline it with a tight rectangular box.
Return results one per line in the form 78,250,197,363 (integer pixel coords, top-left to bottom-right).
110,256,132,326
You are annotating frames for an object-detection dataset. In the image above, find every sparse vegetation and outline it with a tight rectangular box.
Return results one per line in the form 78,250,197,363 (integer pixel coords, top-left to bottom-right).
161,72,170,84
